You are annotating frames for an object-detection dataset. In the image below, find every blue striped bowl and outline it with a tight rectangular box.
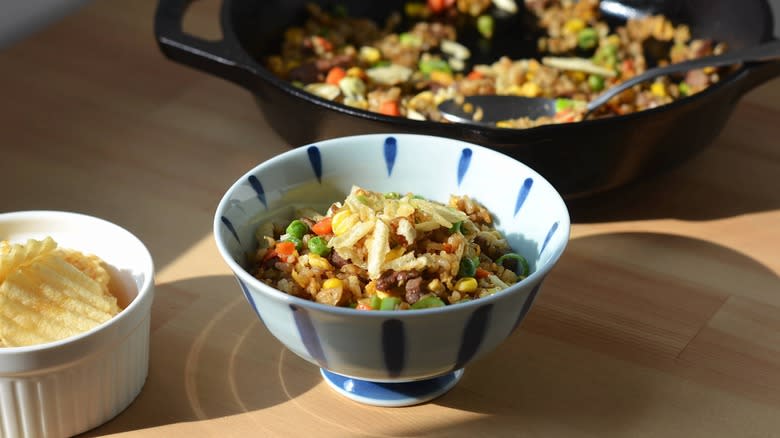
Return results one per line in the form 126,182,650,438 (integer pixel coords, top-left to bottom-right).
214,134,569,404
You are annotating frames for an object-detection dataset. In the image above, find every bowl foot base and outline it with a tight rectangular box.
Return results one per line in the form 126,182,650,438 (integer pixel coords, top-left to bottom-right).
320,368,464,407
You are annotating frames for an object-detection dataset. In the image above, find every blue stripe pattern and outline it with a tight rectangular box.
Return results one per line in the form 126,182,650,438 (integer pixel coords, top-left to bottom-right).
382,319,405,378
221,216,240,244
511,281,543,333
307,146,322,183
290,304,327,368
454,303,493,370
321,368,460,401
248,175,267,209
384,137,397,177
514,177,534,216
539,221,559,255
237,277,265,324
457,148,472,187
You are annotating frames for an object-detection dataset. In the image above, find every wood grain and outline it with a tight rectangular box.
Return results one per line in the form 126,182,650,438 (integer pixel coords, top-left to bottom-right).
1,1,779,437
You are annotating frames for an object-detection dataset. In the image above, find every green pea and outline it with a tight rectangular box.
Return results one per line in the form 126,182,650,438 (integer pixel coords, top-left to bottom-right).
593,46,618,68
418,58,451,75
286,219,308,239
307,236,330,256
399,32,422,47
495,253,530,277
411,295,446,309
588,74,605,92
555,98,577,113
477,15,494,39
678,82,691,96
285,236,303,251
369,294,382,310
577,27,598,50
555,98,586,113
458,256,477,278
380,296,401,311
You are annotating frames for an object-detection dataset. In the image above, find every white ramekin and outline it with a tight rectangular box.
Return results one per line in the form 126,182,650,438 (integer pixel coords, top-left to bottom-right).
0,211,155,438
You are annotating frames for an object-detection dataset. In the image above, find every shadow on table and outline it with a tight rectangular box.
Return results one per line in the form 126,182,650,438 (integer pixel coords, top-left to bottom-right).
419,231,780,437
82,274,322,436
563,91,780,223
84,232,780,437
565,133,780,223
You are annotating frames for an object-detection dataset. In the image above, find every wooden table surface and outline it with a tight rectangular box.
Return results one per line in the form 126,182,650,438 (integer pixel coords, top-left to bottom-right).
2,1,779,437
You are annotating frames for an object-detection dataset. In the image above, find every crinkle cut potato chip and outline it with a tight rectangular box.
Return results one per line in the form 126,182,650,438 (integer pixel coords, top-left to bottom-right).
0,237,120,347
0,236,57,283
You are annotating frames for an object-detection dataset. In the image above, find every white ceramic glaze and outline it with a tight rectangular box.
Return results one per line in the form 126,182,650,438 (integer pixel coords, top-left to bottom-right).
214,133,569,393
0,211,155,438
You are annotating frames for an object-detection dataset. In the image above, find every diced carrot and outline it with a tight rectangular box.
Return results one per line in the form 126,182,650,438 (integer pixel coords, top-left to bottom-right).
467,70,484,80
275,241,296,257
312,35,333,52
427,0,454,13
442,243,454,253
312,216,333,235
554,109,576,123
475,267,490,279
355,302,374,311
620,59,635,78
325,66,346,85
379,100,401,116
262,249,278,262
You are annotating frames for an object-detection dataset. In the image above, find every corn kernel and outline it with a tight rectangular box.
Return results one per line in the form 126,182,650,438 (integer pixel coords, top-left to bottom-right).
308,253,333,270
359,46,381,64
376,289,391,299
291,270,308,288
331,210,353,235
385,246,406,263
430,70,454,86
322,278,343,290
518,82,541,97
455,277,478,293
566,71,586,82
506,84,524,95
607,34,621,48
496,120,514,129
563,18,586,35
284,27,305,45
427,278,445,294
346,67,365,78
650,82,667,97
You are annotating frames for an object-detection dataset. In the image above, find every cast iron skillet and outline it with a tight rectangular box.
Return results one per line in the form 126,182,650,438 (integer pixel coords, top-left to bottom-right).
155,0,780,199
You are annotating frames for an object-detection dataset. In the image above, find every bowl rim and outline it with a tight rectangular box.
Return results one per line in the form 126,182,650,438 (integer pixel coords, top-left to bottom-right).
213,133,570,317
0,210,155,355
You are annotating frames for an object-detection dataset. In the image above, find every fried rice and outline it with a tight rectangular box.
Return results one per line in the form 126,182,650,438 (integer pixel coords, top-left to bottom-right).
251,186,528,310
265,0,727,128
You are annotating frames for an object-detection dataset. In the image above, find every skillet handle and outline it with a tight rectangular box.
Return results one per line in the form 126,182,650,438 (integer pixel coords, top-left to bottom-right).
736,39,780,95
154,0,258,86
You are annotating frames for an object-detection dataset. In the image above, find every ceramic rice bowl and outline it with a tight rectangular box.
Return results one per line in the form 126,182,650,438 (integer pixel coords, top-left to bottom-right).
213,133,569,406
